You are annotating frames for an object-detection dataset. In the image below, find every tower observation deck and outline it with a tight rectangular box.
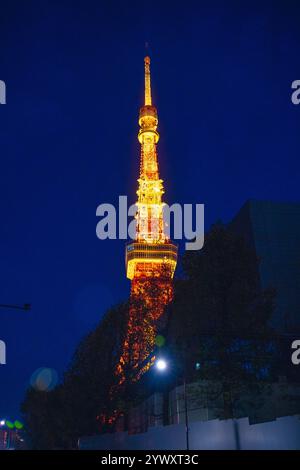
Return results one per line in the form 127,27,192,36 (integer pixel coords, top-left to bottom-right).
125,56,177,281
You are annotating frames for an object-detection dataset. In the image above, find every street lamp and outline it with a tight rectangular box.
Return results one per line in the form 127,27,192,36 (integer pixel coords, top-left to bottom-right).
0,420,5,426
154,357,190,451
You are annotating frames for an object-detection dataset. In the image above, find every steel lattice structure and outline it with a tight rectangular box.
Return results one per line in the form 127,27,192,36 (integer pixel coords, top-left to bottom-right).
116,56,178,385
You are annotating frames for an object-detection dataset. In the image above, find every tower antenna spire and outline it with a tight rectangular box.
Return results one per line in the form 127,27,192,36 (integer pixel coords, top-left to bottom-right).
144,55,152,106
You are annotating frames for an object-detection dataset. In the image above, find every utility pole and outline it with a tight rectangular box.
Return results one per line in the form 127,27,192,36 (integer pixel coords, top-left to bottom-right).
0,304,31,311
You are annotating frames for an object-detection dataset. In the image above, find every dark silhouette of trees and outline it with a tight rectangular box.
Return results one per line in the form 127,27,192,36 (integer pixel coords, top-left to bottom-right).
21,386,63,449
22,303,128,448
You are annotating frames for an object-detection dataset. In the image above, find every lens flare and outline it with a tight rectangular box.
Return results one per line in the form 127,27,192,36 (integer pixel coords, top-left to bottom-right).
155,335,165,347
30,368,58,391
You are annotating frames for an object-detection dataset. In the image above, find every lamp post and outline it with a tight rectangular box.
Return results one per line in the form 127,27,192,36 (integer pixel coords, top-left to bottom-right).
155,357,190,451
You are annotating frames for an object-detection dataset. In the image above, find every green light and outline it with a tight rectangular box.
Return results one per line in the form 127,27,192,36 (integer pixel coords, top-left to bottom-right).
5,420,14,429
14,420,24,430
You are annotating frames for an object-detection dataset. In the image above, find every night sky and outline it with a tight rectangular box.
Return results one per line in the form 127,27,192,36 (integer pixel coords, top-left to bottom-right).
0,0,299,420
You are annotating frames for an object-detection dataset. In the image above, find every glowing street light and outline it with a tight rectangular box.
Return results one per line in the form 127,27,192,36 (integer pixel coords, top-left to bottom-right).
0,420,5,426
155,358,167,371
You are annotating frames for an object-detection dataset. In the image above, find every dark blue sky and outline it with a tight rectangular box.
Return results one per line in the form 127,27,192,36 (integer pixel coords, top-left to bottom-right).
0,0,299,420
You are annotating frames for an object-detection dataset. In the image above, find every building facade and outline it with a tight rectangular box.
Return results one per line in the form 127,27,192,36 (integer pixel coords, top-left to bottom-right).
230,199,300,334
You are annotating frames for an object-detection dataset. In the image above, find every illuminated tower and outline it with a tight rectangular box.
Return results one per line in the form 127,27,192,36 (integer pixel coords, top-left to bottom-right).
116,56,177,384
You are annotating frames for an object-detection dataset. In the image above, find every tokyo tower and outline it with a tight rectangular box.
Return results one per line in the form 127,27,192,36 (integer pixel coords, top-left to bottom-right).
116,56,178,385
